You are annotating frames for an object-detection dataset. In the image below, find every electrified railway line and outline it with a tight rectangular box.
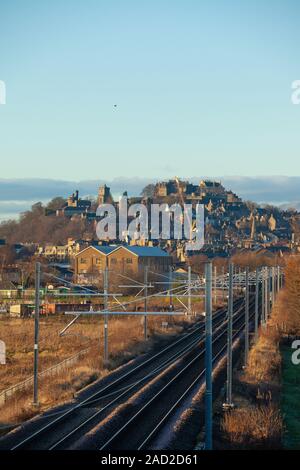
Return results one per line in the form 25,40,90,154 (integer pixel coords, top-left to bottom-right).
98,305,255,451
2,298,251,450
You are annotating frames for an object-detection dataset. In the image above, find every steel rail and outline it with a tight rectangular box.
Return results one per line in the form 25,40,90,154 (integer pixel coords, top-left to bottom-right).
10,300,244,450
47,301,248,449
137,316,252,450
10,301,241,450
99,306,254,450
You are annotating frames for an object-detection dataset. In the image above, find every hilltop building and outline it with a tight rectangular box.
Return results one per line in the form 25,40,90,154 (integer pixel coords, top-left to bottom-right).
45,178,298,261
56,190,91,217
98,184,114,205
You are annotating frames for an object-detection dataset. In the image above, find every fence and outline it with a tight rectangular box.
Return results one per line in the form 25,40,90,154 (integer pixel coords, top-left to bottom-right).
0,347,91,406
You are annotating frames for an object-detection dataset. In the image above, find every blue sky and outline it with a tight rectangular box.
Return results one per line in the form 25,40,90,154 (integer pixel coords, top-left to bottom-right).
0,0,300,181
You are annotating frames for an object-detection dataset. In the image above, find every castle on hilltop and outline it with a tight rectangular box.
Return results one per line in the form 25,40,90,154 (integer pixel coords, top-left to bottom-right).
48,178,294,260
153,178,242,208
155,179,225,198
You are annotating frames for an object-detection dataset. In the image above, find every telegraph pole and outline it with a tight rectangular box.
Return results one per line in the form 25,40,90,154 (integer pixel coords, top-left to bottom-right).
244,266,249,366
104,267,109,362
224,263,234,408
144,265,148,340
255,267,259,341
205,262,213,450
33,262,41,406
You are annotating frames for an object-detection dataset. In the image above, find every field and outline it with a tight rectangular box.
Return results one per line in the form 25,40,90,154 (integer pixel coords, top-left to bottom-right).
0,296,204,430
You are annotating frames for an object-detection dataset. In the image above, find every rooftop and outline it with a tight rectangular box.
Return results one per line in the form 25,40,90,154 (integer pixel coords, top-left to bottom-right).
79,244,170,258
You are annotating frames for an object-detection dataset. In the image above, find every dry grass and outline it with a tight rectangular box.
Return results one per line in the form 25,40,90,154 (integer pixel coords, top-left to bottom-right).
220,295,284,449
245,325,281,384
220,259,300,449
221,403,283,449
0,302,195,428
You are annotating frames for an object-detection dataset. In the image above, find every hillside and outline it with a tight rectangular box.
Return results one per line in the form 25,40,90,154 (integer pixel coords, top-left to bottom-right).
0,200,95,245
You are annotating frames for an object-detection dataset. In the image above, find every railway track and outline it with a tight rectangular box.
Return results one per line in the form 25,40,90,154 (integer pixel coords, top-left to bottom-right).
2,299,245,450
98,306,254,450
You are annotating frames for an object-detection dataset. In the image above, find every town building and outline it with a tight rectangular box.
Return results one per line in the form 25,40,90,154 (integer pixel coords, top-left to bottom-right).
36,238,88,261
75,244,171,283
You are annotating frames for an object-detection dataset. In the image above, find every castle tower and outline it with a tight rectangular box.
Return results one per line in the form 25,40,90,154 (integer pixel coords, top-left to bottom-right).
98,185,114,205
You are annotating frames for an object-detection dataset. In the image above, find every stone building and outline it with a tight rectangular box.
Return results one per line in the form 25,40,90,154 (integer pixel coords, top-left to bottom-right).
98,185,114,205
75,244,171,282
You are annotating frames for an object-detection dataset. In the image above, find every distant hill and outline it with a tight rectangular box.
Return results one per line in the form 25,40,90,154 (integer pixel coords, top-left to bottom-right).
1,175,300,222
0,200,95,245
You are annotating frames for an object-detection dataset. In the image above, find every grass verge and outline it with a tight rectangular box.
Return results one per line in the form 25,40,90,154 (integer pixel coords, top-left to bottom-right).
281,344,300,449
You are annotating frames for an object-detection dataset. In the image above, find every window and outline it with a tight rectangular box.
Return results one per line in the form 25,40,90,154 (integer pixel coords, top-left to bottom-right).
111,258,117,264
95,258,102,265
126,258,133,264
80,258,87,264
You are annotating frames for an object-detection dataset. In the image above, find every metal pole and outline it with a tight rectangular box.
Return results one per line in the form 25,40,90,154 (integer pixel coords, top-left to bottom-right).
214,265,217,305
144,265,148,340
277,266,280,293
261,267,265,326
104,267,109,362
225,263,233,407
205,262,213,450
222,266,225,302
268,267,272,315
188,265,192,314
264,267,268,324
272,267,275,304
33,262,41,406
169,266,173,309
244,266,249,366
255,267,259,341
